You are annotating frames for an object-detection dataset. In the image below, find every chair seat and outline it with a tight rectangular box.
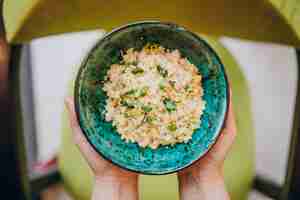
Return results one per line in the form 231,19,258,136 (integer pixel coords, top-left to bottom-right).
58,36,255,200
3,0,300,46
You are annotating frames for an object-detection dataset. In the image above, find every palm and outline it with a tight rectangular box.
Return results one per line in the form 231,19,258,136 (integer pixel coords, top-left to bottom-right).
66,97,137,181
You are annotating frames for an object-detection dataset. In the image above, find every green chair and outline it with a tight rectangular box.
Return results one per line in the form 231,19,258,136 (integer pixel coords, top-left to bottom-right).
59,35,254,200
4,0,300,46
4,0,300,199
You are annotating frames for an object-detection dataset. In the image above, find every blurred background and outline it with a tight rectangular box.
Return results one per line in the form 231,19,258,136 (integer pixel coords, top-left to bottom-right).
3,1,300,199
19,30,297,199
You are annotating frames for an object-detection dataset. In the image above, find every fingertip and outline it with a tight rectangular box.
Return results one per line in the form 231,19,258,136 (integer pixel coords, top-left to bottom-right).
225,105,237,135
64,98,91,159
65,97,77,120
65,97,79,129
228,87,233,111
223,87,236,134
65,97,74,111
229,87,232,100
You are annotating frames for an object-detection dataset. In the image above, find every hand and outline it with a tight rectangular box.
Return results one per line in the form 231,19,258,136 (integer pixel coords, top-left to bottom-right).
65,97,138,200
178,91,236,200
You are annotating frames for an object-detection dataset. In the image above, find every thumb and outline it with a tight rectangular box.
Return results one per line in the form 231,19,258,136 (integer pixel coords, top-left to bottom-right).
64,97,107,171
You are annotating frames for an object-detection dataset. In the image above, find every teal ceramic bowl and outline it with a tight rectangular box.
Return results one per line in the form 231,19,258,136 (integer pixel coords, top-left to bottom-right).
74,21,229,175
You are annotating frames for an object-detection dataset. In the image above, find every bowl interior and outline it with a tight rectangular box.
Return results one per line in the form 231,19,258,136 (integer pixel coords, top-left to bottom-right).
75,22,228,174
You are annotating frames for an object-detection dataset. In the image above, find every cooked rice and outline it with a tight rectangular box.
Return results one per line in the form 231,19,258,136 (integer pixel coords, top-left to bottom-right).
103,45,205,149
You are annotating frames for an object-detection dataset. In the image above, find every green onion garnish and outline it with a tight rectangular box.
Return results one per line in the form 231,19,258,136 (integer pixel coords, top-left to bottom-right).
163,98,177,112
157,65,168,77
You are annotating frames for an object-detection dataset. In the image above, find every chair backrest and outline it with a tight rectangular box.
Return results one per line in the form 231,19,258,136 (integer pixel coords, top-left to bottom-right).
3,0,300,46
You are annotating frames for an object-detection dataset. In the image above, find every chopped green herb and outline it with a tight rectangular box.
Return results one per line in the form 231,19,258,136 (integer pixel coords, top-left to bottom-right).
159,83,165,91
120,99,135,109
145,116,156,123
123,87,149,98
124,112,130,118
184,85,193,93
124,89,137,96
167,122,177,132
142,105,152,113
123,60,138,66
156,65,168,77
132,67,144,75
126,109,141,117
163,98,177,112
138,86,149,97
129,61,138,66
169,80,176,88
121,61,132,73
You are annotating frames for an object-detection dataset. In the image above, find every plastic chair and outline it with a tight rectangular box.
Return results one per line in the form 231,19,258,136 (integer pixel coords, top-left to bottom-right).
2,1,300,199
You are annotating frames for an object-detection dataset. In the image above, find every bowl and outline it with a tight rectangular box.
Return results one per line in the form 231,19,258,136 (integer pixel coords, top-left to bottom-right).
74,21,229,174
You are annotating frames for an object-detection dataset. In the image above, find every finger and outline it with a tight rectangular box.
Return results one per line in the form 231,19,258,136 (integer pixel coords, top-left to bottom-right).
206,92,237,160
65,97,80,131
65,97,106,169
223,89,237,135
65,97,89,145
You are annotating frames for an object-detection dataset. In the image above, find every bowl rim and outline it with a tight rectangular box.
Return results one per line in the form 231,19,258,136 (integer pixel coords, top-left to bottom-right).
74,20,230,175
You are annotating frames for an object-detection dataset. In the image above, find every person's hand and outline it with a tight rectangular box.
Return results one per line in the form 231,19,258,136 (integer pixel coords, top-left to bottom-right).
65,93,235,200
65,97,138,200
178,91,236,200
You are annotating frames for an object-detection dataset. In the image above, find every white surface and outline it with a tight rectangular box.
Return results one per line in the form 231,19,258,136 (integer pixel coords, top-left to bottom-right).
248,191,273,200
29,31,298,195
220,38,297,184
30,31,105,161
